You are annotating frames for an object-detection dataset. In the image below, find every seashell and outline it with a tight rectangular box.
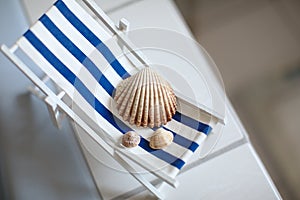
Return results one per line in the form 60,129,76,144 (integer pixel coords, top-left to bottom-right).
122,131,141,148
149,128,174,149
114,67,177,128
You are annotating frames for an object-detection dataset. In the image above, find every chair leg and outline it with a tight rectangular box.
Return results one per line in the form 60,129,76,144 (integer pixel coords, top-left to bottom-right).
28,76,66,129
27,76,48,100
114,151,165,200
44,91,66,129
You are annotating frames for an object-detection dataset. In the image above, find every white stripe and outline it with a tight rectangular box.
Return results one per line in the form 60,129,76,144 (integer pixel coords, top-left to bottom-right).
30,22,83,73
129,127,193,159
177,99,219,128
17,37,75,95
164,120,207,143
46,7,127,87
104,39,138,74
62,0,111,42
60,0,140,77
47,7,95,57
18,36,118,141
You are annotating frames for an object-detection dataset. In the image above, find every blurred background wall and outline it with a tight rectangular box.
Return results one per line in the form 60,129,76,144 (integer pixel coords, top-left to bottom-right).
174,0,300,199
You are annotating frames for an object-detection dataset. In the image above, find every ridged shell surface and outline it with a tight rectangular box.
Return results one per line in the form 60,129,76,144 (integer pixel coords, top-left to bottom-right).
114,68,177,128
149,128,174,149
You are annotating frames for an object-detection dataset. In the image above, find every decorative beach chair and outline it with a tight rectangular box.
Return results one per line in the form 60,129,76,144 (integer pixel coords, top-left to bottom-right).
1,0,224,198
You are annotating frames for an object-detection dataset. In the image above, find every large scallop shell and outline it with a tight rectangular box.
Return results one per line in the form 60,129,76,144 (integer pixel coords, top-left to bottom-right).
149,128,174,149
114,67,177,128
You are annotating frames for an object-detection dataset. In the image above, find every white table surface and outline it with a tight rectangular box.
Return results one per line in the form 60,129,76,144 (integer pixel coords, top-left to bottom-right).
0,0,281,199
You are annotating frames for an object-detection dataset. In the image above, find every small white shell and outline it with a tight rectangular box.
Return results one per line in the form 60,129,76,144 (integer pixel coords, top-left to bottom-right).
114,68,177,128
122,131,141,148
149,128,173,149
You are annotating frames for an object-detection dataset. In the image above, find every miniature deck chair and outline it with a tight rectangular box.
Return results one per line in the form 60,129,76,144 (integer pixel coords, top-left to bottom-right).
1,0,223,198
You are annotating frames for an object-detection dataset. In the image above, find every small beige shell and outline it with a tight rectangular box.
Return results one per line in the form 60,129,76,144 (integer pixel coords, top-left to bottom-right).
114,68,177,128
122,131,141,148
149,128,174,149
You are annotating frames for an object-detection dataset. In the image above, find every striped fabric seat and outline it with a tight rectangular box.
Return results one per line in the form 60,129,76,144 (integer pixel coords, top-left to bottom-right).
16,0,218,178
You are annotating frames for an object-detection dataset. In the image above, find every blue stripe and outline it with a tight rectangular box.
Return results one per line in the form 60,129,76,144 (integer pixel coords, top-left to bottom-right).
24,30,185,170
55,0,130,79
173,112,212,135
39,14,115,96
162,127,199,152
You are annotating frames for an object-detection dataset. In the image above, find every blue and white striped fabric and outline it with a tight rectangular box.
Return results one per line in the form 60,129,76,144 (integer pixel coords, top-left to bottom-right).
17,0,218,177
